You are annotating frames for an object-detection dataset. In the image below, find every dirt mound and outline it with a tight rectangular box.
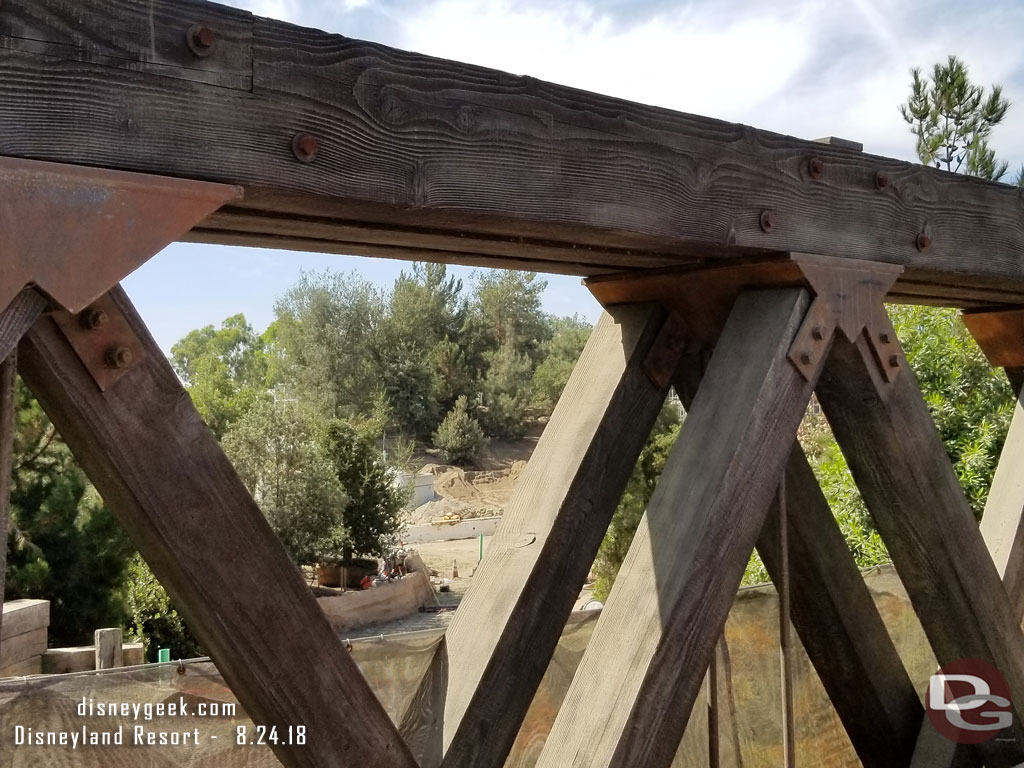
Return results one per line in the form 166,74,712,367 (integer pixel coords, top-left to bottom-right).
407,461,527,524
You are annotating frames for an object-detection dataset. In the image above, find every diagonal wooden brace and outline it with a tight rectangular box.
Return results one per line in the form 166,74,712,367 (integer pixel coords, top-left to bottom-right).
816,322,1024,768
440,304,686,768
18,288,418,768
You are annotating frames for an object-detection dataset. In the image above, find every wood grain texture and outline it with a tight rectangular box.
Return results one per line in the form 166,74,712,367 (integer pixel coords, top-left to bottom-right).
17,287,417,768
0,289,47,362
0,352,18,647
0,0,253,89
816,332,1024,768
758,445,923,767
94,628,123,670
440,305,675,768
1,0,1024,295
536,288,816,768
910,379,1024,768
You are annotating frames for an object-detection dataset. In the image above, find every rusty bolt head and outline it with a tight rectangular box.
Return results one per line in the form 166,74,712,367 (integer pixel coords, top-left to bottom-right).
291,133,319,163
875,171,889,190
80,307,109,330
889,354,900,368
187,25,217,57
800,351,813,365
811,326,825,340
808,157,824,179
759,210,776,233
105,347,134,370
879,330,891,344
916,232,932,251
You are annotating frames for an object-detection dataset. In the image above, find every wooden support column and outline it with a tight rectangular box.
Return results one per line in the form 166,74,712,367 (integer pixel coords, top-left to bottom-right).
816,326,1024,767
17,287,417,768
536,287,818,768
757,444,923,767
0,350,17,645
440,305,682,768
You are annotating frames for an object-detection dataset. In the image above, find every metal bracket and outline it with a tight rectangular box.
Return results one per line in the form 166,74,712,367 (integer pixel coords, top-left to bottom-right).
51,293,145,392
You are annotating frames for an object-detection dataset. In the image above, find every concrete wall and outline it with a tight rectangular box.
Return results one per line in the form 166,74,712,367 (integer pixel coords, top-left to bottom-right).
396,472,436,508
402,516,500,544
317,570,437,633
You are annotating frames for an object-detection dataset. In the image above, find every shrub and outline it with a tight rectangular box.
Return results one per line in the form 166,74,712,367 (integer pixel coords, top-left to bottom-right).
433,396,485,465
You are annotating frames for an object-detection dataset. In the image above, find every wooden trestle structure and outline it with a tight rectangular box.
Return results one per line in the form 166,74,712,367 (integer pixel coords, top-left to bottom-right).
2,1,1024,767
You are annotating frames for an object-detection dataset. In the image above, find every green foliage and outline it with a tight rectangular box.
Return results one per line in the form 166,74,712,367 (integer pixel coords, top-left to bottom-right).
223,399,351,565
124,554,202,662
889,305,1014,518
433,396,486,465
479,342,534,438
170,314,270,439
592,402,682,601
900,55,1012,180
473,270,551,359
323,421,407,559
5,381,134,646
531,316,591,411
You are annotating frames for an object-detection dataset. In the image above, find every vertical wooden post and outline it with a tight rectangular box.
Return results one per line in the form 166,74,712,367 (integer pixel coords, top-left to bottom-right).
777,476,796,768
95,627,123,670
536,287,819,768
707,643,720,768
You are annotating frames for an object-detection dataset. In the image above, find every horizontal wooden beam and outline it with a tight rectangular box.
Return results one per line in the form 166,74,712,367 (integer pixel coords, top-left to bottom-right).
2,0,1023,299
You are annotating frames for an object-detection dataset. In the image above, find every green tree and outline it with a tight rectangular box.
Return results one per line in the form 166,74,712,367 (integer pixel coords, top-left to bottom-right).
531,316,591,412
900,55,1012,180
124,554,202,662
592,402,682,601
323,421,407,560
479,342,534,438
223,398,350,566
170,314,269,438
473,270,551,360
433,395,486,465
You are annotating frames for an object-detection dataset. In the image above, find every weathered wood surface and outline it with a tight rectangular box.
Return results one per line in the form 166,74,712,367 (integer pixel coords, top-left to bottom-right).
910,373,1024,768
536,288,817,768
0,290,47,362
17,287,417,768
0,351,19,646
2,0,1024,297
817,332,1024,767
94,628,123,671
0,627,45,668
758,445,922,767
440,306,678,768
0,600,49,642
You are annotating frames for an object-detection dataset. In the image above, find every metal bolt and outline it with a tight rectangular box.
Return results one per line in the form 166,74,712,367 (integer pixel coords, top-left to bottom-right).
875,171,889,190
916,232,932,251
811,326,824,340
105,346,133,370
187,25,217,57
800,351,813,365
889,354,900,368
808,158,824,179
879,330,891,344
759,210,776,233
291,133,319,163
80,307,108,330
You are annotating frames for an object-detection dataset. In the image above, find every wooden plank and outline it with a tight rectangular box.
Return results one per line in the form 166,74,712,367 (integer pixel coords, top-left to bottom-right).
758,445,922,767
910,378,1024,768
816,332,1024,766
0,1,1023,295
0,351,19,647
1,599,49,641
0,627,46,668
0,289,47,362
94,628,123,670
17,287,417,768
536,287,817,768
0,0,253,89
440,305,678,768
0,654,42,677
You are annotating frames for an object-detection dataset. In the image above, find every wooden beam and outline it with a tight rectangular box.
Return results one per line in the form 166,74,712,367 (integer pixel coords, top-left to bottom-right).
17,287,417,768
910,369,1024,768
440,305,680,768
816,330,1024,767
758,444,923,767
0,352,17,646
2,1,1024,297
536,287,818,768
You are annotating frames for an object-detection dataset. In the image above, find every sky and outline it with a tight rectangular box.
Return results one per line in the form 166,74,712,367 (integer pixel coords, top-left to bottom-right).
122,0,1024,352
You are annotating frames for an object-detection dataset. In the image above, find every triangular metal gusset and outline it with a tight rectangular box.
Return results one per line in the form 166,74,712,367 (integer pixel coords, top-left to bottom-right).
2,157,1024,768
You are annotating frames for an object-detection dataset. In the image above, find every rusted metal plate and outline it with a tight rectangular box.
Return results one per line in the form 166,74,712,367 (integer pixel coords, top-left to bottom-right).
51,293,145,392
962,307,1024,368
0,156,241,314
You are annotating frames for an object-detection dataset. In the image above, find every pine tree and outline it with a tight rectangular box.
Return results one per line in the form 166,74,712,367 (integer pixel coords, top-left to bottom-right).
899,55,1011,181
